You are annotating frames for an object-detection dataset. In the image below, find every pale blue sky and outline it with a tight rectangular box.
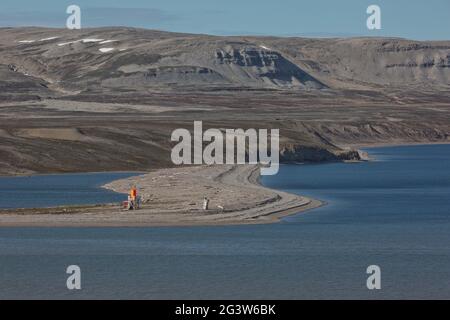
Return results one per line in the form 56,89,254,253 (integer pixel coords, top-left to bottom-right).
1,0,449,40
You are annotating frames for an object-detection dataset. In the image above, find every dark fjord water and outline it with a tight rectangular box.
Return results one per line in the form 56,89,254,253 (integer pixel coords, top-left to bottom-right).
0,144,449,299
0,172,137,209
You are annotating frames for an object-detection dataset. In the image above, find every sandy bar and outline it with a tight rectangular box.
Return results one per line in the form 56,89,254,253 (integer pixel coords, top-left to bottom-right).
0,165,322,227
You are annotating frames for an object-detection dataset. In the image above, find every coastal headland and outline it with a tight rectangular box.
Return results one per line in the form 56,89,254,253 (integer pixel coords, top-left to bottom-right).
0,165,322,227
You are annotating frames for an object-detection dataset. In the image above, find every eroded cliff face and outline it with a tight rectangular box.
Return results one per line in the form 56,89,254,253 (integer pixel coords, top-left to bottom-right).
213,46,326,89
280,145,364,163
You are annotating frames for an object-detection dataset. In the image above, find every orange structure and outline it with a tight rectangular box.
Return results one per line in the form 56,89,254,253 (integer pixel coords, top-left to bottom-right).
130,186,137,201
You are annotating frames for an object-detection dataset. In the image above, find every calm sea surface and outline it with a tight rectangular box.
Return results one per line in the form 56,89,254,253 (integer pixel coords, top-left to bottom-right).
0,144,449,299
0,172,138,209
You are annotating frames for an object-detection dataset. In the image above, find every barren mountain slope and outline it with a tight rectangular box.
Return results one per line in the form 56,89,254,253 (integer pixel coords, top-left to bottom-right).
0,27,449,98
257,37,450,90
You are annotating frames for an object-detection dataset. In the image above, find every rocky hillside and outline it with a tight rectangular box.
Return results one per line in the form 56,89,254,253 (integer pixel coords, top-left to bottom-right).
0,27,449,99
0,27,448,175
262,37,450,90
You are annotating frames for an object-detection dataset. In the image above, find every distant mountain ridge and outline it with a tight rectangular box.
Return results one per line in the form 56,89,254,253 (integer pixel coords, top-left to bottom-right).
0,27,449,99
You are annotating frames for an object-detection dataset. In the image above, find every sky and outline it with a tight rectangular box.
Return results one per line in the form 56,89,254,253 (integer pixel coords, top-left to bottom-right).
0,0,449,40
